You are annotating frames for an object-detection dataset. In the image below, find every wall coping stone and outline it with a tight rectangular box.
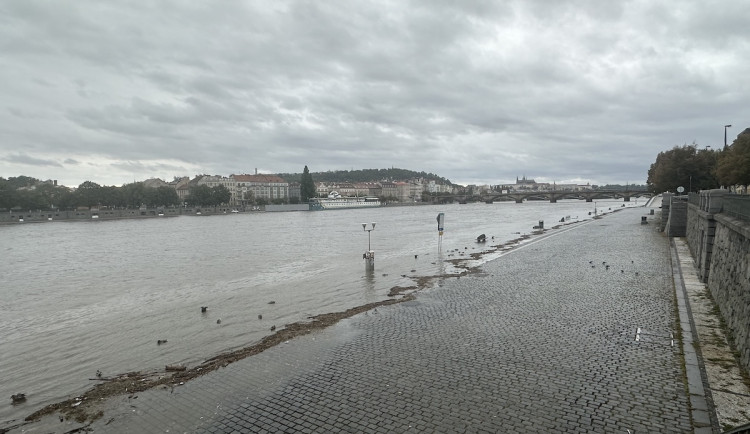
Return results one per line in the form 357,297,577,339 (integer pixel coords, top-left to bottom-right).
714,213,750,239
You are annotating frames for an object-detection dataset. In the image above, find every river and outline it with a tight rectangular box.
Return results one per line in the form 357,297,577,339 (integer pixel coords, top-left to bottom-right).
0,199,644,424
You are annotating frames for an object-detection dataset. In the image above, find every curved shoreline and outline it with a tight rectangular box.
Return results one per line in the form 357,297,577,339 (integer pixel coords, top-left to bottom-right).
14,214,602,427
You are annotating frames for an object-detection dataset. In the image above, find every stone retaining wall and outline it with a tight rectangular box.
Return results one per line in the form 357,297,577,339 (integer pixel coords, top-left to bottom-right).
685,190,750,373
705,214,750,372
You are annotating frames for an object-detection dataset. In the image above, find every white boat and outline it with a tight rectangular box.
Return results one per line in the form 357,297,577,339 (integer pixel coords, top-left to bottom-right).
309,191,381,211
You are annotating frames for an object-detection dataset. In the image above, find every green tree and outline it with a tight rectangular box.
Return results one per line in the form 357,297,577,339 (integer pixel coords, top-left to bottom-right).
143,186,180,207
647,145,719,193
74,181,103,207
0,178,20,209
300,165,316,201
5,176,39,190
716,128,750,187
186,185,230,206
186,185,212,206
211,185,231,205
120,182,146,208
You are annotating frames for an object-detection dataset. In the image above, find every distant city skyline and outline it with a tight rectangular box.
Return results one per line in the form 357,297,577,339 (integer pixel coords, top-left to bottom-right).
2,1,748,187
5,169,648,189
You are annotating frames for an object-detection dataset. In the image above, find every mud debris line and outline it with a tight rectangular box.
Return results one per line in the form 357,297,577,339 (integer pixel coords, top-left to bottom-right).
23,220,586,424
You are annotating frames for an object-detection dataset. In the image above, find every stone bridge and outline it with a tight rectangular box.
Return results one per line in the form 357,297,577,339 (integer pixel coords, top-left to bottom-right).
433,190,653,204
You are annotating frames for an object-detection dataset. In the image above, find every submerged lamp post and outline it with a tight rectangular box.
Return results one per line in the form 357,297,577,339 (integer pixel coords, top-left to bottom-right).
362,222,376,271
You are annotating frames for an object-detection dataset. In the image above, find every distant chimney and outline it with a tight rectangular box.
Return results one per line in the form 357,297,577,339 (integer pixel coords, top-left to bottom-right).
54,180,58,186
255,168,258,175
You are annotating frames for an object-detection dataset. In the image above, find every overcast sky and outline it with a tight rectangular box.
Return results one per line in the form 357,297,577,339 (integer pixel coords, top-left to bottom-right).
1,1,748,187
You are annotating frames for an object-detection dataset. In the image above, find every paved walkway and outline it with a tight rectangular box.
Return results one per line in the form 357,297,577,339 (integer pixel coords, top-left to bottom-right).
40,208,711,433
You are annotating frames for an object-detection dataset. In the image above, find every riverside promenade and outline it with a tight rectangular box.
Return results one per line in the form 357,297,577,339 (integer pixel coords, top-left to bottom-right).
40,207,707,432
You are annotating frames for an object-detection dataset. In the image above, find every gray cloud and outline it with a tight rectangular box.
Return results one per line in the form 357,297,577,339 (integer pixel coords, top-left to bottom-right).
3,153,63,168
1,0,748,187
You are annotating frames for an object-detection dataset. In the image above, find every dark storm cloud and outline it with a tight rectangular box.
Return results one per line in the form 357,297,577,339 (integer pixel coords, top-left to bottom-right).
1,0,749,186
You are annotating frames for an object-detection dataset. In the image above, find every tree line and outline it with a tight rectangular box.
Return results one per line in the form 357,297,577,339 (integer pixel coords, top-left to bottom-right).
0,179,233,210
647,127,750,193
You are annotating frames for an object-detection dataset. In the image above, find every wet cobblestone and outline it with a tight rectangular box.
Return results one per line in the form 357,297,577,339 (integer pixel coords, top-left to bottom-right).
90,209,694,433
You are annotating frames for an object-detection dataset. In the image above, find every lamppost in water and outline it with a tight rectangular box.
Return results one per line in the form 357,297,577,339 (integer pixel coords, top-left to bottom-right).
362,222,376,271
724,124,732,147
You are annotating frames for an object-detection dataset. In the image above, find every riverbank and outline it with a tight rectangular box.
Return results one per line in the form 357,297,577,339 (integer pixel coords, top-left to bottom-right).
2,204,700,429
9,219,578,428
3,206,617,433
72,206,696,433
0,206,250,224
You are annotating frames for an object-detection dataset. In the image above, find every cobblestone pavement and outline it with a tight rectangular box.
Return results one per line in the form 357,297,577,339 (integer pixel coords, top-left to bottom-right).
83,208,698,433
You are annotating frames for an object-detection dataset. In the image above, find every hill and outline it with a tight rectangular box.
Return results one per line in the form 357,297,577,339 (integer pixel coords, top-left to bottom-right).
276,168,452,185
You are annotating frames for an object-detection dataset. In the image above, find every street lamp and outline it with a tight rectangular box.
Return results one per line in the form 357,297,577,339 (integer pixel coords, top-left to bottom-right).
724,124,732,147
362,222,376,271
362,222,376,251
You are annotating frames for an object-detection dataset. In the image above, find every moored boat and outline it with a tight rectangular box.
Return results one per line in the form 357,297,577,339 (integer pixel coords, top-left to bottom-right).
309,191,381,211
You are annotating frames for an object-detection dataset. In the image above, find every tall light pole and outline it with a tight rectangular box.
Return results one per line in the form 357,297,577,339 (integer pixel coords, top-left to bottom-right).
362,222,376,271
724,124,732,147
362,222,376,250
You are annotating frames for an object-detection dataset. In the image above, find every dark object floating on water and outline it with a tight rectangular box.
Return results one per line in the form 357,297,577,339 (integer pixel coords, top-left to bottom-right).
11,393,26,403
96,370,102,378
476,234,486,243
157,339,168,345
270,325,276,331
216,319,222,324
165,365,186,372
258,314,263,320
201,306,208,313
268,301,276,304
